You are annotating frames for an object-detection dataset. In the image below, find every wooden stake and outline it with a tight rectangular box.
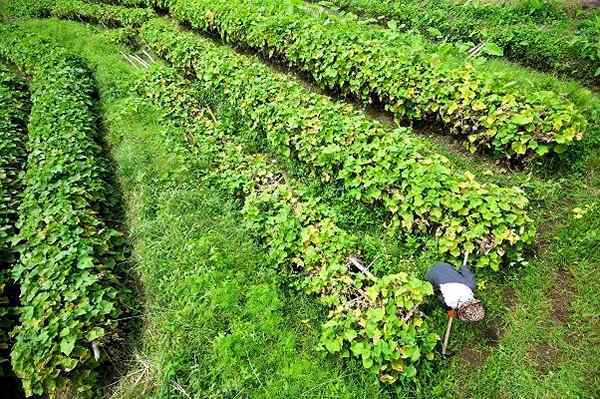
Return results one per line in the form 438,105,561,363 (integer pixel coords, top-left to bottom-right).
442,316,454,356
142,49,155,63
402,304,419,323
347,256,376,280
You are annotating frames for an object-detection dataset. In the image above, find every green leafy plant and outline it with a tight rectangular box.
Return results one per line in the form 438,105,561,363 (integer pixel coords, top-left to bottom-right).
0,66,29,378
31,0,592,160
137,65,439,383
131,0,587,160
0,25,126,398
481,42,504,57
138,18,535,272
52,0,156,27
313,0,600,86
4,0,56,17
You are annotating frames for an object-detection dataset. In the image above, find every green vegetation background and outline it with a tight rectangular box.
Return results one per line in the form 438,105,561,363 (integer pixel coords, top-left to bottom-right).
0,7,598,398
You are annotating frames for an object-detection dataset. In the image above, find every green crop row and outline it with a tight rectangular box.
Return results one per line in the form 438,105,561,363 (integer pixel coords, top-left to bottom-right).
4,0,154,23
89,0,148,6
132,0,587,160
137,18,535,272
53,0,156,27
5,0,155,26
0,25,125,398
8,0,590,160
138,64,439,383
0,66,29,377
319,0,600,85
4,0,56,17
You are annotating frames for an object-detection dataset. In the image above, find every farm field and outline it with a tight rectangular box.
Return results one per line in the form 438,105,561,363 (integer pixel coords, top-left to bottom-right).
0,0,598,398
311,0,600,86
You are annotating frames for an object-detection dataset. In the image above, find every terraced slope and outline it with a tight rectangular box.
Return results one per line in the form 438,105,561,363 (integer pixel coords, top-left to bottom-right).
29,0,588,160
158,0,590,160
1,4,599,399
7,18,404,397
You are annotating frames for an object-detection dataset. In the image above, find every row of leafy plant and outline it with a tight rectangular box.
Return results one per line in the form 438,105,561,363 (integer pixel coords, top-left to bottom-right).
136,18,536,272
315,0,600,85
0,66,29,378
6,0,592,161
137,64,438,383
89,0,148,7
0,25,125,398
129,0,588,160
4,0,56,17
52,0,156,27
29,5,536,271
4,0,155,26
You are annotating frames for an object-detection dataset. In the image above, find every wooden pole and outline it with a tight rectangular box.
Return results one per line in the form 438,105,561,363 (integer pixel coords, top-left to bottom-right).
347,256,376,280
442,316,454,356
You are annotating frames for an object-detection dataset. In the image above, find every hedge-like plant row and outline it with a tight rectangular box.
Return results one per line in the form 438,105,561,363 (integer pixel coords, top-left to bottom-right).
0,25,125,397
4,0,56,17
131,0,587,160
318,0,600,86
0,66,29,377
5,0,154,24
138,65,439,383
8,0,590,160
137,18,535,272
90,0,148,6
53,0,156,27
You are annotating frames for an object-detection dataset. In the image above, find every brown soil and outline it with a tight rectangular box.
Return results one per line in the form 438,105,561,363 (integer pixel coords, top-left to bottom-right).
460,347,485,368
582,0,600,9
502,287,517,311
484,325,502,346
457,320,503,369
529,343,561,375
549,267,574,325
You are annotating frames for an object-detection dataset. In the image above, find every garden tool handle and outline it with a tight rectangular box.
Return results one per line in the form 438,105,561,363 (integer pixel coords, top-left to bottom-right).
442,312,455,356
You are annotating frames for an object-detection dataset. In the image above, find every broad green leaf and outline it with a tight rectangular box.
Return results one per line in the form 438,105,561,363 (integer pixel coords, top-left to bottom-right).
482,42,504,57
60,335,76,356
86,327,104,342
512,114,532,126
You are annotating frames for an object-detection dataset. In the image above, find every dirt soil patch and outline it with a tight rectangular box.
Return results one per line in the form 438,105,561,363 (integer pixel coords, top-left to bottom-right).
460,347,485,368
529,343,561,375
457,321,503,370
502,286,517,311
484,325,502,346
549,267,574,325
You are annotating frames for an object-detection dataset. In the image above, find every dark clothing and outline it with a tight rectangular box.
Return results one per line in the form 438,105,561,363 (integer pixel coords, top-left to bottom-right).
425,262,476,310
425,261,476,291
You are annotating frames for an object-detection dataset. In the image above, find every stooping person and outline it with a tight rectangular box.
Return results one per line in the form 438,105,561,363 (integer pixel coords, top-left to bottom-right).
425,256,485,355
